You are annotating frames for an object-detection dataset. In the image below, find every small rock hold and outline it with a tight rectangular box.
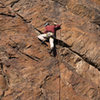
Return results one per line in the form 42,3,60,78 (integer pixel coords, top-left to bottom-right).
0,75,7,90
0,90,3,97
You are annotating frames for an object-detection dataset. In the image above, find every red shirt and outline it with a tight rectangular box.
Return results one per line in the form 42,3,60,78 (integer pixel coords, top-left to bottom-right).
44,25,61,33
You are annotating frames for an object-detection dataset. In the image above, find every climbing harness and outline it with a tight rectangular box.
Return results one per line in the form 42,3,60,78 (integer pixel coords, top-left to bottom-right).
46,32,53,37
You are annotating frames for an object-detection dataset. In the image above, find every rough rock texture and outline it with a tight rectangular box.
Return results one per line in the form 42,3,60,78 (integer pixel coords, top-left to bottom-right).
0,0,100,100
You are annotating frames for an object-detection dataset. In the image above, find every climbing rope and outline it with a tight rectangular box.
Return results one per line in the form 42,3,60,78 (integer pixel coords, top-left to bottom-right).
57,27,62,100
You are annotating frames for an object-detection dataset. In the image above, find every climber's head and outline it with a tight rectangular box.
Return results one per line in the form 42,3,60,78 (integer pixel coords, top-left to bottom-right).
44,22,49,27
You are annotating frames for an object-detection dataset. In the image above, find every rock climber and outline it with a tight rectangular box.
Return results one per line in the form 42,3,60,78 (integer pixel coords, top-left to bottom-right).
38,22,61,54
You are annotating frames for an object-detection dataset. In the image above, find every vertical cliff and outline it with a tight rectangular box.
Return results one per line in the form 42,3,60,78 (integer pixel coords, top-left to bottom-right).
0,0,100,100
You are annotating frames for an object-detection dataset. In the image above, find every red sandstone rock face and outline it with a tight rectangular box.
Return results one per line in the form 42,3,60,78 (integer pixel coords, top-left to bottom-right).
0,0,100,100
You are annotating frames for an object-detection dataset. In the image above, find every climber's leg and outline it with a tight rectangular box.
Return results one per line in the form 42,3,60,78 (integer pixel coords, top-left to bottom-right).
48,37,54,53
38,34,47,41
